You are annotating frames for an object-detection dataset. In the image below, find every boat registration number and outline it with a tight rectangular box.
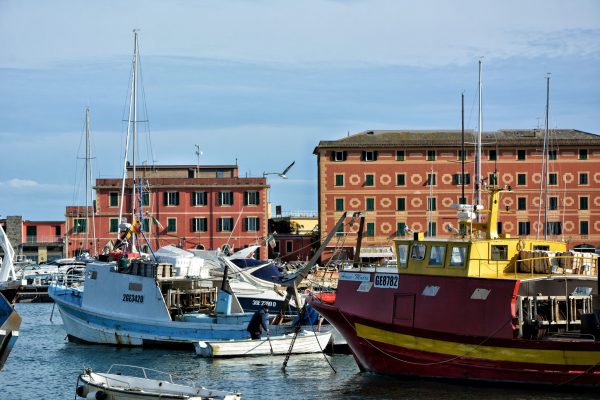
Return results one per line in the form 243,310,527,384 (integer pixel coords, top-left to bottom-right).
122,293,144,303
374,274,398,289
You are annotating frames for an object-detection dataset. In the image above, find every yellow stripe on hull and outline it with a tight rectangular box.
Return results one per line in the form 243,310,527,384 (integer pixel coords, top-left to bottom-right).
356,323,600,366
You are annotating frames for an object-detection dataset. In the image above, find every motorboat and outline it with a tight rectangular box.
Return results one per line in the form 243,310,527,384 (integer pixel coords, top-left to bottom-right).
75,364,241,399
194,329,332,358
0,291,20,370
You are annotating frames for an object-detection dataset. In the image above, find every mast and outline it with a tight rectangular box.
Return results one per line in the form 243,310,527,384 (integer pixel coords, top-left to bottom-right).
461,92,465,205
536,75,550,239
476,59,483,221
117,30,139,244
85,108,90,249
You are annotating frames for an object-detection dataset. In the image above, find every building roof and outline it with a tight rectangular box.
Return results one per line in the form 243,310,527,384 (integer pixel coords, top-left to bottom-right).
314,129,600,152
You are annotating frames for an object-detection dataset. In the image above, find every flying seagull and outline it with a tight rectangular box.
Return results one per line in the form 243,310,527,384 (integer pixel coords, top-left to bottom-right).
264,161,295,179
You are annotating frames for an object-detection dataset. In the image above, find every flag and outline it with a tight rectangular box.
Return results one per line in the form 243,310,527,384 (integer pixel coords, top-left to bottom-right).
151,215,163,229
267,234,276,248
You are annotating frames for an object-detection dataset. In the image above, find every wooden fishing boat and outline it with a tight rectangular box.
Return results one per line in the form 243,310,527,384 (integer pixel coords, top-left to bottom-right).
194,329,331,358
75,364,241,400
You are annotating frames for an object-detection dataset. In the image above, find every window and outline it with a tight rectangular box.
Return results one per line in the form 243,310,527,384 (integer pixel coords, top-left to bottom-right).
335,198,344,212
517,150,526,161
427,221,437,237
167,218,177,233
109,192,119,207
217,217,234,232
579,149,588,160
426,173,436,186
217,191,234,206
491,245,508,261
396,244,408,268
548,173,558,186
410,243,426,260
244,217,259,232
546,221,562,235
497,222,503,235
397,222,407,236
449,246,466,267
192,191,207,206
366,197,375,211
427,197,437,211
488,149,497,161
192,217,207,232
517,173,526,186
549,196,558,211
142,192,150,207
396,150,405,161
333,151,347,161
164,192,180,206
580,196,589,210
548,149,557,160
396,197,406,211
580,220,589,235
518,221,531,236
458,149,467,161
365,222,375,237
396,174,406,186
517,197,527,211
458,196,467,205
73,218,87,233
244,191,259,206
335,174,344,186
426,150,436,161
286,241,293,253
109,218,119,233
142,218,150,233
580,173,589,185
365,174,374,186
429,245,445,266
362,151,378,161
335,224,344,237
452,173,470,185
488,173,498,186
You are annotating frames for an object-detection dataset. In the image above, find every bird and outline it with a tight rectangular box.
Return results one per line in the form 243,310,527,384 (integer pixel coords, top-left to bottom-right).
263,161,295,179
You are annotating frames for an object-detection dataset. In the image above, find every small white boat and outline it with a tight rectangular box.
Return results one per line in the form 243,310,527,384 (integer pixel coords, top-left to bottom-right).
75,364,241,400
194,329,331,358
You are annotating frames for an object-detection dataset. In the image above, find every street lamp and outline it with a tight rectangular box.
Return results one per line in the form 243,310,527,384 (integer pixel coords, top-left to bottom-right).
263,161,295,179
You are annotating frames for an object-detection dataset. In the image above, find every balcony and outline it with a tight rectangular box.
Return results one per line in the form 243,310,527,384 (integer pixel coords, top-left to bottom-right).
25,235,64,244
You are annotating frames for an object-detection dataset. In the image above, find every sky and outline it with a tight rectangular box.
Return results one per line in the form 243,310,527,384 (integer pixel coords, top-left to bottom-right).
0,0,599,221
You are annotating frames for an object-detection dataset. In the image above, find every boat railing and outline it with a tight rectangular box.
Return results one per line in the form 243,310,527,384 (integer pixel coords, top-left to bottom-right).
52,268,86,287
106,364,176,384
103,364,200,389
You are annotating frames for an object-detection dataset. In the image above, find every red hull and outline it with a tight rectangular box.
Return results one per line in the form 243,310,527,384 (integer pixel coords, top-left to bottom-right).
309,272,600,388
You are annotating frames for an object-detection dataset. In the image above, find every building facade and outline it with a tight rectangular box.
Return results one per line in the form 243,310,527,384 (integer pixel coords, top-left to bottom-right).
0,216,65,263
314,129,600,262
65,164,270,259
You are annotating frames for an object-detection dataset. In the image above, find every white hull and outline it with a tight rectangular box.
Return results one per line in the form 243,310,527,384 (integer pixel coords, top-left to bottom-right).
195,330,331,357
76,366,241,399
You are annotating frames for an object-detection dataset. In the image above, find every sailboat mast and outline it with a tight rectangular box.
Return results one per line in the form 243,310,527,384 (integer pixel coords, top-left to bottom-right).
131,30,139,227
461,92,465,205
536,75,550,239
85,108,90,249
476,60,483,221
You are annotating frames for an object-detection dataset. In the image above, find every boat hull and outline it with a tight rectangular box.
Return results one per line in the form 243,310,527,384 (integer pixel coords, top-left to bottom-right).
195,330,331,357
0,292,20,370
308,271,600,388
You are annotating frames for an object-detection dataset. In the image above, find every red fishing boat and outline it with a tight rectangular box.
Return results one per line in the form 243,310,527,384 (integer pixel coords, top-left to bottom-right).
309,184,600,387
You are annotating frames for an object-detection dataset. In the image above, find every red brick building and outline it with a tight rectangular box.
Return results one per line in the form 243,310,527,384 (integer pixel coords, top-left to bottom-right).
314,129,600,261
65,164,270,259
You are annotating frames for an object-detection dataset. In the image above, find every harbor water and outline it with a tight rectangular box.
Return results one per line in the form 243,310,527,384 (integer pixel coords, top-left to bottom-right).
1,303,599,399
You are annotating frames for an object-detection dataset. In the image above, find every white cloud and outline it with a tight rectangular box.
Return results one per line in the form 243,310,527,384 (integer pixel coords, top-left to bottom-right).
0,178,70,192
1,0,599,68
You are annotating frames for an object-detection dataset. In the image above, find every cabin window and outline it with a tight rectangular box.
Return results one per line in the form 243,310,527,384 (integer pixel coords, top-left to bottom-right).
396,244,408,268
490,245,508,261
449,246,466,267
428,245,446,266
410,244,426,260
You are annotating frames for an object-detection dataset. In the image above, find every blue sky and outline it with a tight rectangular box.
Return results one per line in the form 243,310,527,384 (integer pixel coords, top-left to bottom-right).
0,0,599,221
